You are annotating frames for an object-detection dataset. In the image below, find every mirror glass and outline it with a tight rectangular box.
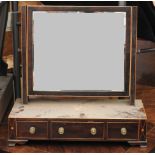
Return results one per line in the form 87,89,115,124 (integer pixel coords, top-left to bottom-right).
32,11,126,92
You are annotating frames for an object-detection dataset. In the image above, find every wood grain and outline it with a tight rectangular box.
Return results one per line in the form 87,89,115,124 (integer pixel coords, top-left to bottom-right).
16,121,48,139
107,122,139,140
51,122,104,139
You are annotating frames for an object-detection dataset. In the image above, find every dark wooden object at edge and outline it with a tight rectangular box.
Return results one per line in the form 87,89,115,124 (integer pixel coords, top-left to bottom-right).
0,74,13,123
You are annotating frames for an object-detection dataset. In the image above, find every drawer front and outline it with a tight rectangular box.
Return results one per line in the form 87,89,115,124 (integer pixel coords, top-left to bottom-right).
51,122,104,139
16,121,48,139
107,122,139,140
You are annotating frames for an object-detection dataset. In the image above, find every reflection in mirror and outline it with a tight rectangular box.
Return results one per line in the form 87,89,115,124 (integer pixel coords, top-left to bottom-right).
32,11,126,92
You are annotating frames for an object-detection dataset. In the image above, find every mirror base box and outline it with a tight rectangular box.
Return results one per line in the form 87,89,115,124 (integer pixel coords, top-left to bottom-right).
8,99,147,146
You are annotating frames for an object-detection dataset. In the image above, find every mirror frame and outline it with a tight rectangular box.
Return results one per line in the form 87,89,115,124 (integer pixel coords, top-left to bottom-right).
21,6,137,104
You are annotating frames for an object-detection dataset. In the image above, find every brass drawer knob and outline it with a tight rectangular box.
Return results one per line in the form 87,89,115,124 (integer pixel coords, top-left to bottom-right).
29,127,36,135
58,127,64,135
121,127,127,135
10,127,14,130
90,127,97,135
141,128,144,132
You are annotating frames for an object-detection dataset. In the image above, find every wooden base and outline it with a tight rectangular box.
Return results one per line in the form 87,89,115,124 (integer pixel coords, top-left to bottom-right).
8,99,147,147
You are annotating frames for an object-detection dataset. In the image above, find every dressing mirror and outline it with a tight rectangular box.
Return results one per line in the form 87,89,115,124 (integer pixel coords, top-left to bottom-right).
21,6,136,104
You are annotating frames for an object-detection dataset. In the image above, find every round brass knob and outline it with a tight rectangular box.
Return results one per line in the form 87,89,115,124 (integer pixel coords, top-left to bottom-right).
58,127,64,135
141,128,144,132
121,127,127,135
90,127,97,135
10,127,14,130
29,127,36,135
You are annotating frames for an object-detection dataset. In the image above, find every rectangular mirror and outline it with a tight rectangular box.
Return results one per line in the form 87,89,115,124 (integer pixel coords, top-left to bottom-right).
25,6,134,98
33,11,126,92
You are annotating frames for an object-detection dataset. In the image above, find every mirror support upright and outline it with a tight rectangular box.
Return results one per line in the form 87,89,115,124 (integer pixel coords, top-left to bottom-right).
12,1,21,98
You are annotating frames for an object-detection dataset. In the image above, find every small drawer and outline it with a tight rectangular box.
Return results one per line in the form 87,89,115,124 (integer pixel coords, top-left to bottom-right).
50,122,104,139
16,121,48,139
107,122,139,140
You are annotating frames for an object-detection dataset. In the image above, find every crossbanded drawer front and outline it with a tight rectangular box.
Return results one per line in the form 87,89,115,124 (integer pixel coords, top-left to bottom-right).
16,121,48,139
107,122,139,140
50,122,104,139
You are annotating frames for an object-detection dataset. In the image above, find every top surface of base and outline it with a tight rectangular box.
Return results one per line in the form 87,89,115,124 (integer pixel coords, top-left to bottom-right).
9,99,147,120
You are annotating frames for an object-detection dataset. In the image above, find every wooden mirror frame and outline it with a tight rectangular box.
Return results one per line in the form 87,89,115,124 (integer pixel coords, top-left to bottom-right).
21,6,137,105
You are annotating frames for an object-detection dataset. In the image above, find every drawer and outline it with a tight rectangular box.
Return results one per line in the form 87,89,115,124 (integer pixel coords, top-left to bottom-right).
107,122,139,140
16,121,48,139
50,122,104,139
